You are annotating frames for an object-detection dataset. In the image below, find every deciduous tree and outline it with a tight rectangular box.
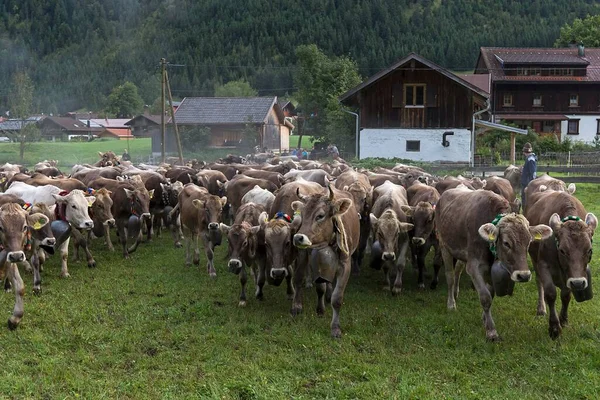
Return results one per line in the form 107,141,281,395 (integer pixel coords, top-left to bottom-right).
106,82,144,118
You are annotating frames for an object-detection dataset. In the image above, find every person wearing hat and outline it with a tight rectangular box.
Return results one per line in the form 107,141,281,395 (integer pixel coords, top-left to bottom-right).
122,148,131,162
521,142,537,209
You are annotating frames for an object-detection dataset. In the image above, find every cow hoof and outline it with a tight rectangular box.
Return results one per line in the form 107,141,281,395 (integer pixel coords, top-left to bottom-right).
175,242,182,248
486,333,502,342
4,288,12,293
549,325,562,340
331,327,342,339
382,286,390,291
536,309,547,317
88,261,97,268
430,281,438,290
238,300,247,307
61,273,71,279
209,272,217,279
391,287,402,296
316,307,325,316
7,318,18,330
193,258,200,266
447,303,457,311
560,316,569,326
417,283,425,291
33,287,42,296
290,306,303,317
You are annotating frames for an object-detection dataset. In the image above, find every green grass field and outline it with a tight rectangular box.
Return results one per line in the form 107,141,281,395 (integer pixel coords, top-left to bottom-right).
0,185,599,398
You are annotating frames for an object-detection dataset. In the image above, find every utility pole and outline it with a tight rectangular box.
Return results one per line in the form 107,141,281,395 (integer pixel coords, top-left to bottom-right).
164,68,184,165
160,58,166,163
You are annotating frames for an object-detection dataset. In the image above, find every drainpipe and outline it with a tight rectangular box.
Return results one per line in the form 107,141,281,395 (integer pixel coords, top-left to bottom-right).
341,108,360,159
471,99,491,167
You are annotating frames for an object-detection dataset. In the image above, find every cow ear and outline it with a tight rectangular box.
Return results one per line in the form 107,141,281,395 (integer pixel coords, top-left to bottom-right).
219,223,231,235
400,205,413,217
369,213,378,229
27,213,49,230
567,183,576,194
123,188,135,199
343,185,349,192
192,199,205,209
398,222,414,233
334,198,352,216
530,224,552,241
117,176,125,182
478,223,499,243
291,201,304,213
220,196,228,207
86,196,96,207
148,189,155,199
216,180,224,189
52,193,66,203
250,225,261,235
258,211,269,229
480,179,487,188
98,151,104,157
585,213,598,232
539,185,547,192
549,213,562,231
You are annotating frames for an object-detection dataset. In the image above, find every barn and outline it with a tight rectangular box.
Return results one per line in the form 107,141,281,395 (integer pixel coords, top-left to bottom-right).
340,53,490,162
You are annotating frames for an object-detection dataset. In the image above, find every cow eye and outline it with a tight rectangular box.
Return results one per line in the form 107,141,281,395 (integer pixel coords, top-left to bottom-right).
22,225,27,232
71,205,77,209
503,241,511,249
316,213,325,221
559,248,567,256
242,240,248,247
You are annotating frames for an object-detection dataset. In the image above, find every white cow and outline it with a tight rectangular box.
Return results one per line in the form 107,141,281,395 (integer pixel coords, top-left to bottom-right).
241,185,275,212
5,182,62,204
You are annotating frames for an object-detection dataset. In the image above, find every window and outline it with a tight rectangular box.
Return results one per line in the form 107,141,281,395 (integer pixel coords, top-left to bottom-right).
597,119,600,135
533,94,542,107
503,94,513,107
569,94,579,107
404,84,426,107
517,67,528,76
406,140,420,152
567,119,580,135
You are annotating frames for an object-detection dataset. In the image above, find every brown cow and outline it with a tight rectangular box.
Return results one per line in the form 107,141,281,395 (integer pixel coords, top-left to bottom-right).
434,176,477,195
292,184,360,338
525,189,597,339
220,202,266,306
436,186,552,341
25,173,87,192
176,183,227,277
241,169,285,188
28,203,56,294
403,181,441,289
369,180,414,294
86,188,115,251
196,170,228,196
483,176,521,213
524,174,575,199
95,151,121,167
73,166,122,185
0,203,50,329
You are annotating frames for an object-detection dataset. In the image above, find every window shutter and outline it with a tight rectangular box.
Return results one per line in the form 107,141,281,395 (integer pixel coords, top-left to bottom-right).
426,85,437,107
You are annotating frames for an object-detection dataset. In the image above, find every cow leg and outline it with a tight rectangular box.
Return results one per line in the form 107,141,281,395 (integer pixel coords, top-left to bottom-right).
71,228,96,268
145,214,153,242
453,260,465,300
31,251,42,295
201,234,217,278
416,244,428,290
171,214,183,248
238,266,248,307
285,268,295,301
7,263,24,330
58,237,71,278
544,282,561,339
153,214,161,237
330,257,351,338
291,250,309,316
104,223,114,252
466,260,500,342
72,237,81,261
535,275,546,316
255,261,266,301
184,228,193,266
193,233,201,266
441,247,457,310
117,221,129,258
430,243,442,290
315,281,327,315
559,287,571,327
392,242,409,295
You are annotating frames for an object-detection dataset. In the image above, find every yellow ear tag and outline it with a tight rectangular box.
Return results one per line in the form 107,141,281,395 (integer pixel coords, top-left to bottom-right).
33,220,44,230
488,233,496,241
534,233,542,240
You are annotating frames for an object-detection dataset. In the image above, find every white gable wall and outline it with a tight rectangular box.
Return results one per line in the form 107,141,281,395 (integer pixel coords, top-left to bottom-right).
360,128,471,162
561,115,600,143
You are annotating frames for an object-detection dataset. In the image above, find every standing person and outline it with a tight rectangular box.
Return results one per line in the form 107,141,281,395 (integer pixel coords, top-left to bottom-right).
521,142,537,210
328,144,340,160
302,148,308,159
122,149,131,162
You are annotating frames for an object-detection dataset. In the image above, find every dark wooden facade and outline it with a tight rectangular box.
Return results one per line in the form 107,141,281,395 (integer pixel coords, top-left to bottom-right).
344,59,487,129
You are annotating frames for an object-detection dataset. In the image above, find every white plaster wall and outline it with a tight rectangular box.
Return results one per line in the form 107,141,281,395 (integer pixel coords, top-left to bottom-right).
561,115,600,143
360,128,471,162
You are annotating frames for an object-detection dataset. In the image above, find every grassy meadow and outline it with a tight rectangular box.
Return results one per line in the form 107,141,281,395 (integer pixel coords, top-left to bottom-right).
0,181,599,398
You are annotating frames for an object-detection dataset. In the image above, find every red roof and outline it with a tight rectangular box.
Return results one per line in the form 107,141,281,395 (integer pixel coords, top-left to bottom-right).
477,47,600,83
459,74,490,94
101,128,134,138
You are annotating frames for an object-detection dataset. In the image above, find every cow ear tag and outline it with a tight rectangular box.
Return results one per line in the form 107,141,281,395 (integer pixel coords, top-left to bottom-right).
33,219,44,230
488,233,496,241
534,232,542,240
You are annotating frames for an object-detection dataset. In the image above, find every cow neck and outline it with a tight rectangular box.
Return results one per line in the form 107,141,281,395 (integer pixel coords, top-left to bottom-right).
130,197,138,216
162,189,169,206
488,213,506,259
54,190,70,222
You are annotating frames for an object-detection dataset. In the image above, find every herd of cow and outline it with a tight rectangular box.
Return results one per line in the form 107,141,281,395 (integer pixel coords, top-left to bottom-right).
0,151,595,342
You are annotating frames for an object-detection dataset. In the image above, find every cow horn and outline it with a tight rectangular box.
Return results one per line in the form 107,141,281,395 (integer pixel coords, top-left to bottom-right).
296,187,308,201
328,184,334,201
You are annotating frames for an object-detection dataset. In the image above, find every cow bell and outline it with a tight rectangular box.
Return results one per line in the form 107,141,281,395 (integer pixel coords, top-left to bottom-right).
572,266,593,303
162,206,174,226
51,220,72,247
208,229,222,247
92,221,105,238
310,246,338,284
491,260,515,297
369,241,383,270
127,215,141,240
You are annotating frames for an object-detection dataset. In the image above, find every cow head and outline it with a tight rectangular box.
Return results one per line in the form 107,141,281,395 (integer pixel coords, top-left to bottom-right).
0,203,49,262
123,188,154,220
220,221,260,275
342,182,372,216
52,190,95,230
91,188,115,227
370,209,413,261
549,213,597,291
30,203,56,251
192,195,227,231
292,186,353,253
402,202,435,246
479,213,552,282
258,211,301,283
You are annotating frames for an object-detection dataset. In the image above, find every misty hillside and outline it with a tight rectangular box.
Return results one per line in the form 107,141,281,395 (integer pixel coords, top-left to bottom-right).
1,0,598,113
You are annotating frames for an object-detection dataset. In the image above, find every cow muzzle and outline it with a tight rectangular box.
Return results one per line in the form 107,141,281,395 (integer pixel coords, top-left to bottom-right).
141,213,151,220
228,259,243,274
412,237,426,246
80,220,94,230
270,268,288,280
382,252,396,261
7,251,25,263
104,218,116,227
208,222,219,231
511,270,532,283
567,277,588,291
42,237,56,247
293,234,312,249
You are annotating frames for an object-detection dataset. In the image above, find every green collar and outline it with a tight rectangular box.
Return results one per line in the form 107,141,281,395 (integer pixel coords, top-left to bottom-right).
489,214,506,258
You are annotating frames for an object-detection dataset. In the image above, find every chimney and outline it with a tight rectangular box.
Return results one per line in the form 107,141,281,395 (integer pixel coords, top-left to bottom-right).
578,43,585,57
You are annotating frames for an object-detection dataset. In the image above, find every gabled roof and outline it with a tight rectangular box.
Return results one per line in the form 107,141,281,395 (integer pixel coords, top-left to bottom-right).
100,128,134,138
88,119,132,128
40,116,103,132
476,47,600,82
175,97,280,125
124,115,162,126
0,117,39,131
459,74,491,94
340,52,490,102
